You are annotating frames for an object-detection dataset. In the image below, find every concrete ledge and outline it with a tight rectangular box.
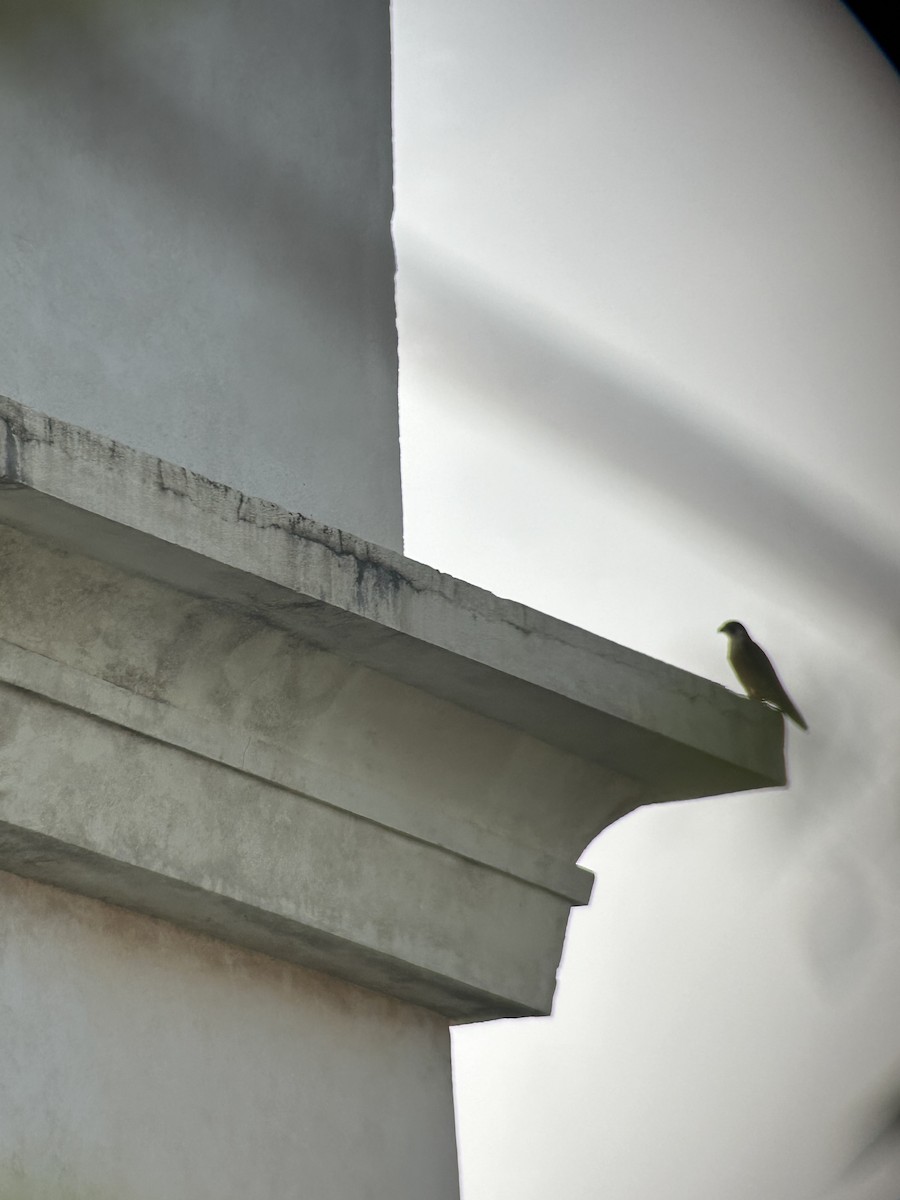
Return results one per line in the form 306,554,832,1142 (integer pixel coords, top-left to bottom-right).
0,396,784,795
0,396,785,1020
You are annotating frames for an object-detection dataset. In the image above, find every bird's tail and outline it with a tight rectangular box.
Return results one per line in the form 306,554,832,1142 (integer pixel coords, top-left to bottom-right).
784,701,808,731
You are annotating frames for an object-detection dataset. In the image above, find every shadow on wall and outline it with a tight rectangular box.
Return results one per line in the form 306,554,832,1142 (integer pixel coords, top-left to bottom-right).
399,240,900,639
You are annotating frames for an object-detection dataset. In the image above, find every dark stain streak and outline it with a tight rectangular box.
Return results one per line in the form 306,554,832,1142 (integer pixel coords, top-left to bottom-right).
0,419,23,488
1,394,703,698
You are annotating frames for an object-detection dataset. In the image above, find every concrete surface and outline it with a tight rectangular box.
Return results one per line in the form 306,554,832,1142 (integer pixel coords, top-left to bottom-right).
0,869,459,1200
0,0,402,549
0,396,785,1022
0,396,785,797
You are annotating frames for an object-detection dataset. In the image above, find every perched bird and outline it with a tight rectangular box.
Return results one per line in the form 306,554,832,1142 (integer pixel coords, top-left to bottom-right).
718,620,808,730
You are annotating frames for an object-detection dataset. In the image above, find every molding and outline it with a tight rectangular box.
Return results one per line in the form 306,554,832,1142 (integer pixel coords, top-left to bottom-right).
0,396,785,797
0,396,785,1020
0,637,591,905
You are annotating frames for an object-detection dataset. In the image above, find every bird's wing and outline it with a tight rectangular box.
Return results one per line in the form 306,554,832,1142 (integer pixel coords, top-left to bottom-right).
731,639,777,700
740,640,807,729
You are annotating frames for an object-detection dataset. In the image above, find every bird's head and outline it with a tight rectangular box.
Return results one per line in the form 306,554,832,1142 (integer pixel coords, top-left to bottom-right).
718,620,748,638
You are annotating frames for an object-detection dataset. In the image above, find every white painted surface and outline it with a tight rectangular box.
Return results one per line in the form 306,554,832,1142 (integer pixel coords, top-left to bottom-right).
392,2,900,1197
0,870,459,1200
0,0,401,549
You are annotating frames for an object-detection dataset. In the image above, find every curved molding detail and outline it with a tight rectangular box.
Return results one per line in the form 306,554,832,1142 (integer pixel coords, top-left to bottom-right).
0,396,784,1020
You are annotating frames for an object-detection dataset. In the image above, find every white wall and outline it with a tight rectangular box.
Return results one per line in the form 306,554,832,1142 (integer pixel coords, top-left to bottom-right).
0,870,459,1200
0,0,402,549
392,1,900,1196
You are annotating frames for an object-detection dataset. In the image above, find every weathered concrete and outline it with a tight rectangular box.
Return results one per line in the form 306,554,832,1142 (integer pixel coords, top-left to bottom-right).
0,870,459,1200
0,397,784,796
0,0,401,549
0,396,785,1023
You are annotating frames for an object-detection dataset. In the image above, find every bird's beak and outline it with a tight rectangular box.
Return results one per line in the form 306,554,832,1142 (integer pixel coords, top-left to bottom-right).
717,623,727,633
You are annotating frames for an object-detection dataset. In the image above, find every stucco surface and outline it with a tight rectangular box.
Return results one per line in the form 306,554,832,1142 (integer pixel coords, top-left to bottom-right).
0,870,458,1199
0,0,401,548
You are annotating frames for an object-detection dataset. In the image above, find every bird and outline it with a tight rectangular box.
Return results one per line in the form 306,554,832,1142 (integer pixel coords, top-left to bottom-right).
718,620,808,730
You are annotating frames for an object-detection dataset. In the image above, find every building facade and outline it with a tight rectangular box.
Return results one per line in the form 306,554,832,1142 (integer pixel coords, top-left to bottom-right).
0,5,782,1197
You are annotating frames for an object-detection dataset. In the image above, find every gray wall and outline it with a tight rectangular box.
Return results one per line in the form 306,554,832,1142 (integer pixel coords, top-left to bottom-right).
0,870,459,1200
0,0,402,549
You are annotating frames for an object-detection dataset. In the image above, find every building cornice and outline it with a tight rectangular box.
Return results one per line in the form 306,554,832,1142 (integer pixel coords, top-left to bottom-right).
0,396,783,1020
